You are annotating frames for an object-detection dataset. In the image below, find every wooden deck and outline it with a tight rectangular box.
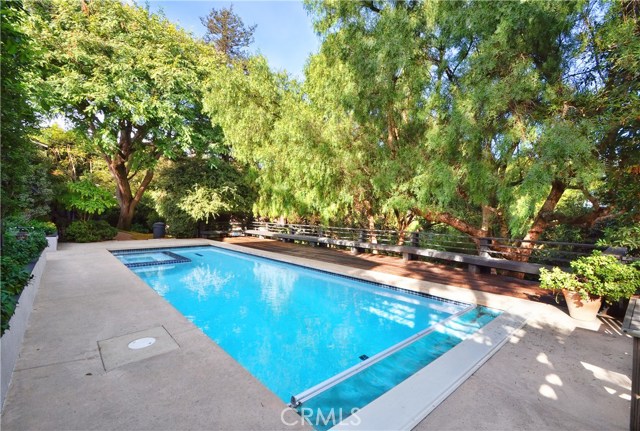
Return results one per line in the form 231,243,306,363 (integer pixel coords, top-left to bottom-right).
221,236,554,304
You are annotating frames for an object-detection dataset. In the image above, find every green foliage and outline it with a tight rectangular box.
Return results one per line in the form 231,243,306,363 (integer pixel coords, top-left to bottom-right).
37,125,93,182
1,1,50,219
539,267,581,301
64,220,117,243
37,125,115,226
27,220,57,236
61,178,117,220
11,153,55,220
1,218,48,335
589,1,640,218
0,257,32,334
597,224,640,256
26,0,224,229
178,185,234,221
284,0,639,242
0,258,32,297
2,217,49,265
14,0,637,249
540,251,640,303
203,53,391,227
150,157,254,238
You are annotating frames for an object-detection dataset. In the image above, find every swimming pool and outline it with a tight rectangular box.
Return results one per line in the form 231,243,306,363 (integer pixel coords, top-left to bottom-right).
112,245,502,429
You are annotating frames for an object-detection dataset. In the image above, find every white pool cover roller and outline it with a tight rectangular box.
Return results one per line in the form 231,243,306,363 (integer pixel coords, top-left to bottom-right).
290,304,476,407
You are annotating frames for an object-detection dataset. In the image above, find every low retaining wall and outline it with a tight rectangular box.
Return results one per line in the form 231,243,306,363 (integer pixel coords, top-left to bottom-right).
1,251,48,409
46,235,58,252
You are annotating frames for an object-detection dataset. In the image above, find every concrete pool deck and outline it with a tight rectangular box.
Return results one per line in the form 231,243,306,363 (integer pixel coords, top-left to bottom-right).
0,239,632,430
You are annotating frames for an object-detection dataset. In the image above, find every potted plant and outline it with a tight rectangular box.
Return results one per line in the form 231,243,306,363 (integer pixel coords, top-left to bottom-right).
539,251,640,321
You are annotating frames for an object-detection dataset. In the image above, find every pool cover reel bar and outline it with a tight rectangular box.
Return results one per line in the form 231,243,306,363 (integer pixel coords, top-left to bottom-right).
290,304,476,408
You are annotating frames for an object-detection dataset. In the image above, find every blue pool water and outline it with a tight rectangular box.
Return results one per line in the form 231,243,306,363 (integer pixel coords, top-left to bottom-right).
114,245,500,428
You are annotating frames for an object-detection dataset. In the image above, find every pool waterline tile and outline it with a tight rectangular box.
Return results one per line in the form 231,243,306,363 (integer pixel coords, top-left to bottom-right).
111,250,191,268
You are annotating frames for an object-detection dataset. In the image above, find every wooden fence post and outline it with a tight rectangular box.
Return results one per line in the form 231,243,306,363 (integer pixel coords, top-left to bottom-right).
352,229,366,255
403,231,420,261
478,238,491,258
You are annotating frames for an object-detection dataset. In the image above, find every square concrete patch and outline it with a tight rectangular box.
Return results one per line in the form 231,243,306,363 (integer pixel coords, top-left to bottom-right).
98,326,179,371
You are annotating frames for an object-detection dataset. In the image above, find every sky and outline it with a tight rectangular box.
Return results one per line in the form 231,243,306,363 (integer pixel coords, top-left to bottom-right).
147,1,322,80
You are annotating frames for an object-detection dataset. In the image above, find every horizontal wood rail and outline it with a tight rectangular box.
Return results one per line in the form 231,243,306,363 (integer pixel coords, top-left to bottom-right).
244,222,635,276
244,228,550,276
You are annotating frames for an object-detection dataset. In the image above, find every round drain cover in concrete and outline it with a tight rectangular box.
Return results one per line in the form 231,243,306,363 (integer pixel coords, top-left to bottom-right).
128,337,156,350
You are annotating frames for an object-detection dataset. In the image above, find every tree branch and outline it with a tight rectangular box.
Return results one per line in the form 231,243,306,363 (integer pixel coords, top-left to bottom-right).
451,38,475,76
362,1,381,13
132,124,148,144
545,206,611,228
132,169,154,207
412,207,485,238
522,179,566,242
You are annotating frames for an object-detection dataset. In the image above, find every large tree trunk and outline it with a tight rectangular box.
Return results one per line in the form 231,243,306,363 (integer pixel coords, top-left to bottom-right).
367,214,377,243
413,183,566,262
102,121,157,231
117,204,136,232
394,209,414,245
488,180,566,278
413,179,612,266
413,207,494,255
512,180,567,261
106,155,155,231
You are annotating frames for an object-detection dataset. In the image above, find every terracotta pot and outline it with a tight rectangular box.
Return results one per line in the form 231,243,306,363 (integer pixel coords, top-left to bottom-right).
562,289,602,321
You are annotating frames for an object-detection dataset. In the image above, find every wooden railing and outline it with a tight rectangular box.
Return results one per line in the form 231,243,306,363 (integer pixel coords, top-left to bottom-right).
198,221,247,239
246,222,612,267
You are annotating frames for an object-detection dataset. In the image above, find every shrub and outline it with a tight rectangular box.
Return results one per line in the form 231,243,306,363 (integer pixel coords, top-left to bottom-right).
597,224,640,257
2,218,48,265
540,251,640,303
129,222,151,234
1,218,48,335
28,220,57,236
150,157,254,238
1,289,18,334
64,220,117,242
61,178,117,220
0,256,32,334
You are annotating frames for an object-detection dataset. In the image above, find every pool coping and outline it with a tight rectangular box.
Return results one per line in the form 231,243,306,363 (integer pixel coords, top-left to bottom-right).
332,310,528,430
107,240,537,430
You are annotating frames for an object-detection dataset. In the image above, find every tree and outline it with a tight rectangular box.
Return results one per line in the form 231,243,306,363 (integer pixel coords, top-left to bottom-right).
302,0,639,258
0,1,50,219
150,156,255,238
26,0,223,229
62,178,117,221
36,125,114,186
578,0,640,222
202,54,375,228
36,125,117,227
201,5,256,60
